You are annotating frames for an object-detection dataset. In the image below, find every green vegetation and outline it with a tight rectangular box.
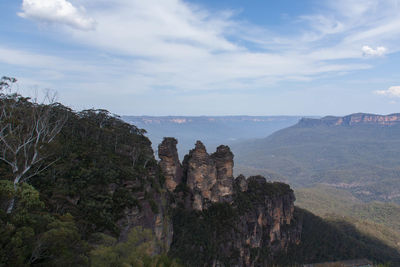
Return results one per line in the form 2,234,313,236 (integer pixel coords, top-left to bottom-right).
90,226,182,267
0,79,177,266
275,208,400,266
234,176,293,214
295,185,363,215
295,185,400,252
233,123,400,203
0,181,89,266
28,106,162,236
170,203,239,266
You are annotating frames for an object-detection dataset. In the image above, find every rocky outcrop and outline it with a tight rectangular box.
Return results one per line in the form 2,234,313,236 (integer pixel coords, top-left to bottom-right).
180,141,235,210
160,140,302,266
235,174,248,192
299,113,400,127
182,141,218,210
233,176,301,266
211,145,234,202
158,138,183,191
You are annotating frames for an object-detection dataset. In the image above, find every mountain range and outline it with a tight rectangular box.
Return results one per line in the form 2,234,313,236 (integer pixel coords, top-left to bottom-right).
232,113,400,203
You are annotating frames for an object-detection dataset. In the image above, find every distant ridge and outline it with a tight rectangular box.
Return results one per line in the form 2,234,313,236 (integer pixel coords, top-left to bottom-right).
122,115,303,156
299,113,400,127
125,115,302,124
232,112,400,203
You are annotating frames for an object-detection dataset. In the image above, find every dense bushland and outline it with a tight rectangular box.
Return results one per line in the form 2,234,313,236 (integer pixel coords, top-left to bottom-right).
0,78,176,266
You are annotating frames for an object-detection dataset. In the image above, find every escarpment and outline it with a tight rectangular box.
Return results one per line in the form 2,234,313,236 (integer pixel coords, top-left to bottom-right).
158,137,302,266
299,113,400,127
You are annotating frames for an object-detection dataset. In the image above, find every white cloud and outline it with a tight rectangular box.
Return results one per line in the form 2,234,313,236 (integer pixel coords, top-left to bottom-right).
18,0,96,31
375,86,400,97
7,0,400,114
362,45,387,56
60,0,389,92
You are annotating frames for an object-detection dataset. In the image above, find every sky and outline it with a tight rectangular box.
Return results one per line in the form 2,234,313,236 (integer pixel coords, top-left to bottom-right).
1,0,400,116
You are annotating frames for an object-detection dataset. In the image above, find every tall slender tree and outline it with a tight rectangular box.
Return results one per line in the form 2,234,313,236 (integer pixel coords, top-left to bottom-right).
0,77,67,213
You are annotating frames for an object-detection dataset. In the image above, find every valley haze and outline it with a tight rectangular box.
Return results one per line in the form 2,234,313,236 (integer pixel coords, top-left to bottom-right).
122,115,308,156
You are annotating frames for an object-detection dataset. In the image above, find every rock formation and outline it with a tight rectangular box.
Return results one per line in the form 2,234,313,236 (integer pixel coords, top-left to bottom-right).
211,145,234,202
234,184,298,265
182,141,218,210
158,137,183,191
179,141,236,210
235,174,248,192
159,139,302,266
235,176,301,260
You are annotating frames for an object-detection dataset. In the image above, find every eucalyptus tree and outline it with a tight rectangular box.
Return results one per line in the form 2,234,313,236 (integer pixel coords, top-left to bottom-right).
0,77,67,213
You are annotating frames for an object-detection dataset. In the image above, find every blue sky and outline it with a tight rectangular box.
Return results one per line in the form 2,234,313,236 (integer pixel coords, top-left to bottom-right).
1,0,400,116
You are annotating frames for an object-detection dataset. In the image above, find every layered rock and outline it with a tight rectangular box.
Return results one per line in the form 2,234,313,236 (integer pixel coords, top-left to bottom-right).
181,141,235,210
234,176,301,264
211,145,234,202
158,137,183,191
225,176,301,266
182,141,218,210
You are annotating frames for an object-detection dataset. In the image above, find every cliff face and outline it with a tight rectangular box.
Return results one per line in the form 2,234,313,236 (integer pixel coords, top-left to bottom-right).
182,140,219,210
299,113,400,127
227,176,301,266
115,178,173,254
158,137,183,191
159,138,302,266
212,145,235,202
109,146,174,254
181,141,234,210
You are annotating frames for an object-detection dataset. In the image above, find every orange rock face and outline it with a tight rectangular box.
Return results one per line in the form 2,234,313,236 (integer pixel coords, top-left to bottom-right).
158,138,183,191
181,141,235,210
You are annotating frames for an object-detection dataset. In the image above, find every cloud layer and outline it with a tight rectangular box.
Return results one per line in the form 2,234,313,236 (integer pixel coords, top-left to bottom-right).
375,86,400,97
60,0,400,92
362,46,386,57
18,0,96,30
2,0,400,114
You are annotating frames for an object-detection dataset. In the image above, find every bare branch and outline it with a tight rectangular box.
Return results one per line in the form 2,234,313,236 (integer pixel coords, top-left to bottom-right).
0,80,67,213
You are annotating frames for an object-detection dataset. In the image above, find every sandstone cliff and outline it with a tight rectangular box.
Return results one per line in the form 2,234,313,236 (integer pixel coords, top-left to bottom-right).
158,138,302,266
182,140,235,210
299,113,400,127
158,137,183,191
